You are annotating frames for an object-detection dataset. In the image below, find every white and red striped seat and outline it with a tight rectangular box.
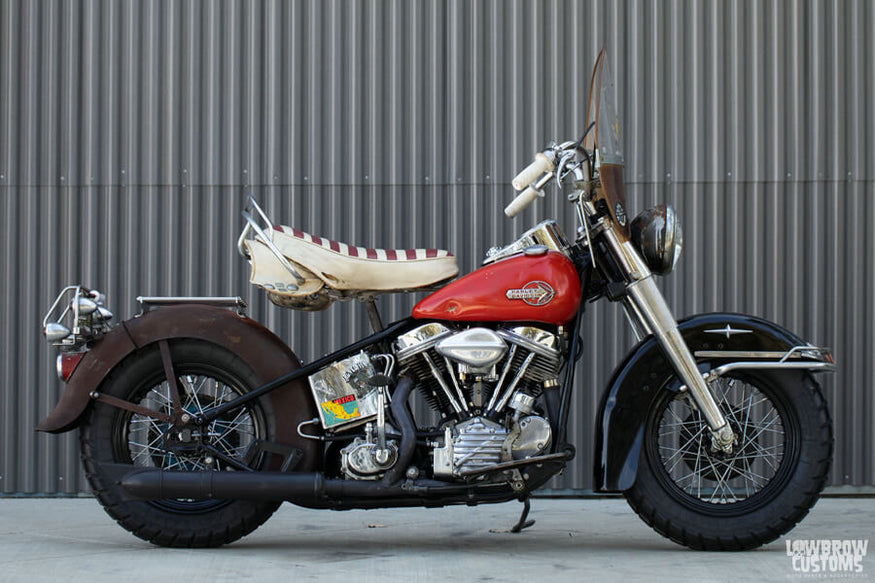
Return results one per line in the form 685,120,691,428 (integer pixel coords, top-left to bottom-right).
248,225,459,294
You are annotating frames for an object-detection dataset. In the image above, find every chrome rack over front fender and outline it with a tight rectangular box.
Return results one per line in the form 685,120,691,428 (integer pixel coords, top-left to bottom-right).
696,345,836,380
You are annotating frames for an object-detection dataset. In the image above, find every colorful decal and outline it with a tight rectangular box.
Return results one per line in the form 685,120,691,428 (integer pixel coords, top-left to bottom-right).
320,394,361,426
505,281,555,307
309,352,379,429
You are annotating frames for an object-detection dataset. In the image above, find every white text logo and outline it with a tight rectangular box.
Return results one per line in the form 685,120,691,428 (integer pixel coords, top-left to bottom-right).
786,539,868,575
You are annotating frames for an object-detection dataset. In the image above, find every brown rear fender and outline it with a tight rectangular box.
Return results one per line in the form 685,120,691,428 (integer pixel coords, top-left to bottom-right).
37,304,318,452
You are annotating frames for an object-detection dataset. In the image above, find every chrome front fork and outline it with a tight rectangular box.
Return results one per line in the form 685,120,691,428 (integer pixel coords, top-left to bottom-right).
626,276,735,451
599,224,736,452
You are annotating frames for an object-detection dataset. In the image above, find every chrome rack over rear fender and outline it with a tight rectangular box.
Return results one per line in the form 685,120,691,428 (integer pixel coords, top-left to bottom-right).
136,296,248,316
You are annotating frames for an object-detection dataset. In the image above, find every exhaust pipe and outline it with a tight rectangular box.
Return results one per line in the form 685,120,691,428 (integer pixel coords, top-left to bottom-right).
122,468,327,502
120,468,418,503
121,377,419,504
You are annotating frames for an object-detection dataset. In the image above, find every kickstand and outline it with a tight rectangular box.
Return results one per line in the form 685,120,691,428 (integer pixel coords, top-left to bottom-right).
510,497,535,533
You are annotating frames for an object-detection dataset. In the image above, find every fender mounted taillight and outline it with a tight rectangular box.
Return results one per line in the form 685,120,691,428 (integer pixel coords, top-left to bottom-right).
56,352,85,382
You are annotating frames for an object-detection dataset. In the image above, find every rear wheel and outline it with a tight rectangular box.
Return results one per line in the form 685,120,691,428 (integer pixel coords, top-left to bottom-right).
81,340,281,547
624,370,832,551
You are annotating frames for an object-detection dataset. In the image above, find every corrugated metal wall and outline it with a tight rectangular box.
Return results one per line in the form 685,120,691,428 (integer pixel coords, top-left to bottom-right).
1,0,872,495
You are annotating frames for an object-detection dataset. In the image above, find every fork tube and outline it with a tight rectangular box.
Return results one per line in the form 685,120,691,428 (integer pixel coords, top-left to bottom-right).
624,277,730,437
598,225,734,447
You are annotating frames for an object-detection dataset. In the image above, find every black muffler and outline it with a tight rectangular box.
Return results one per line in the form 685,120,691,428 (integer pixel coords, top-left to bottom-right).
121,468,412,503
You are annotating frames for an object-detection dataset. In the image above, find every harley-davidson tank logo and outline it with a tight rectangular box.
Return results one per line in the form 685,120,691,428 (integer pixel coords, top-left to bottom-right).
505,281,555,306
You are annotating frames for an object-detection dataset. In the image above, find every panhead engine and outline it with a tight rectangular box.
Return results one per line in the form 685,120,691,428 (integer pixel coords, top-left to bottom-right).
395,323,560,477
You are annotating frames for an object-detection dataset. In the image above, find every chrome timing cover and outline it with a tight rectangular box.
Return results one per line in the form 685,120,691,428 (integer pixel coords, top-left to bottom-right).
434,417,507,478
433,415,552,478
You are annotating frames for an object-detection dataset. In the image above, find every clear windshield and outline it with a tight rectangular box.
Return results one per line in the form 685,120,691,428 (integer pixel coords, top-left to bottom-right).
584,49,630,238
584,49,624,166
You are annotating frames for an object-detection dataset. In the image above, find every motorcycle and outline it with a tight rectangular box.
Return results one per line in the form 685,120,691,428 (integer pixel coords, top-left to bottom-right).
38,49,834,550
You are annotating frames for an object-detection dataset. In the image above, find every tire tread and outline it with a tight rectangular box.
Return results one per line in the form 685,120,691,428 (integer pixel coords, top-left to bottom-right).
79,340,283,548
624,374,833,551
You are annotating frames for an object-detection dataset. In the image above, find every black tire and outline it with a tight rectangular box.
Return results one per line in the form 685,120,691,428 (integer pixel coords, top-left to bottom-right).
80,340,281,548
624,370,832,551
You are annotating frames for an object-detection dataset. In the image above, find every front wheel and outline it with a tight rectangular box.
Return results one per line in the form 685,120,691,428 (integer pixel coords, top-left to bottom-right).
81,340,287,547
625,370,832,551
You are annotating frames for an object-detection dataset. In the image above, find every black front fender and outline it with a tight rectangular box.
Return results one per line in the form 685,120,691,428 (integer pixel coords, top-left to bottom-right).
593,312,811,492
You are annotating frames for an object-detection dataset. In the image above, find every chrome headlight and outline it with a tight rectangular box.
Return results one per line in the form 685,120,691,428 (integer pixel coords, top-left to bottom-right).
630,204,683,276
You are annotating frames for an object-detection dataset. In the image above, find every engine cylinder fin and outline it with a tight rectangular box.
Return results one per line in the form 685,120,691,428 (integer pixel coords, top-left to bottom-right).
404,355,451,413
421,352,463,414
397,324,561,421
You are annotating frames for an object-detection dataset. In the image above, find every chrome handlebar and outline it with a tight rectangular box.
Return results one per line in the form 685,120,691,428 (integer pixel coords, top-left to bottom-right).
511,152,555,191
505,141,591,218
504,173,553,218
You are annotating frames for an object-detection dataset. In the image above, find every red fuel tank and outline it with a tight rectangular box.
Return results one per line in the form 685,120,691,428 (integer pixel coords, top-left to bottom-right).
412,251,581,325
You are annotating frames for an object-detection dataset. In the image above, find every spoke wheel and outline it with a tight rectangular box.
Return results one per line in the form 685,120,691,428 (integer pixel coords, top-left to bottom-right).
120,371,267,514
625,370,832,551
81,341,283,547
655,377,791,507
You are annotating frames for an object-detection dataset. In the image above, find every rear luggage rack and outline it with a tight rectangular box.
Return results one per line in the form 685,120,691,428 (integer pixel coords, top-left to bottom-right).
137,296,248,316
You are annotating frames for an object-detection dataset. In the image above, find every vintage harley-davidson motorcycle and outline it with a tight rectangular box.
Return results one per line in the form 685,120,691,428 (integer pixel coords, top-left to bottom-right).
39,50,834,550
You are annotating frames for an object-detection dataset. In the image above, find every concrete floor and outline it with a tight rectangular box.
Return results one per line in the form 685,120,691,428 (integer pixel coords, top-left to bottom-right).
0,497,871,582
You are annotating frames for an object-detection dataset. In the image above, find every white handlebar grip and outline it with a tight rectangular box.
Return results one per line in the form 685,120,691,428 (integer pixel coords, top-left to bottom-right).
504,186,544,218
511,152,554,191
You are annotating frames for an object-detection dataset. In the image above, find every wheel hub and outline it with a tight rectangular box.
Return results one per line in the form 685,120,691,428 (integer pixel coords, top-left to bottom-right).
680,411,763,482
